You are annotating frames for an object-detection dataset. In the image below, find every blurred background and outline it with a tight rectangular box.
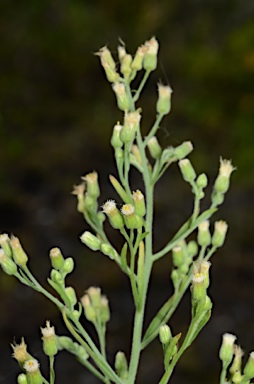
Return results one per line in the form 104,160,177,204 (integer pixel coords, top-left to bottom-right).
0,0,254,383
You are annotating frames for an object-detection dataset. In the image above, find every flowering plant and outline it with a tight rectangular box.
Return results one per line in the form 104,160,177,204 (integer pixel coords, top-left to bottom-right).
1,37,252,384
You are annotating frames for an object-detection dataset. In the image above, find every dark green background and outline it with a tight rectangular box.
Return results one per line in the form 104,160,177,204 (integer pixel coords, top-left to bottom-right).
1,1,254,383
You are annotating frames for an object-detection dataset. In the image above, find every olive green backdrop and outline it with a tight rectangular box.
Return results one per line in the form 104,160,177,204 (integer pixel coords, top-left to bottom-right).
1,1,254,383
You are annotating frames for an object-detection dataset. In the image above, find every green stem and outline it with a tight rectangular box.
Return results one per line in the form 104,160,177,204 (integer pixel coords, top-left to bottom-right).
143,113,164,147
49,356,55,384
133,71,151,102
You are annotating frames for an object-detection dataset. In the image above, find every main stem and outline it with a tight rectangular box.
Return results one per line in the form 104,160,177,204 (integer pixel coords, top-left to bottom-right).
127,128,154,383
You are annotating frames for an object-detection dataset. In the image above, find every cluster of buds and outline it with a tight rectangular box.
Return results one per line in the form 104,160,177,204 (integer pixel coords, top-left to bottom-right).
212,158,235,206
81,287,110,325
0,234,29,275
101,189,145,231
171,240,198,290
219,334,254,383
197,219,228,250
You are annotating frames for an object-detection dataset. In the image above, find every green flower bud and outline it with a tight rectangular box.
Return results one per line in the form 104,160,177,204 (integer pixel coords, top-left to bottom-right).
211,190,225,206
132,44,147,71
96,46,119,83
84,192,97,212
156,84,173,115
41,321,58,357
214,158,235,194
171,269,181,289
199,261,211,289
174,141,193,160
50,269,64,285
112,83,130,111
159,324,172,345
81,294,97,323
230,345,244,375
87,286,102,309
131,144,142,166
24,359,42,384
72,183,86,213
243,351,254,380
111,123,123,148
120,53,132,78
121,110,141,143
172,245,185,268
10,236,28,267
196,173,208,189
102,200,124,229
147,136,162,159
49,247,65,270
63,257,74,274
219,333,236,366
191,273,206,302
212,220,228,247
132,190,146,217
187,241,198,258
143,37,159,71
80,231,101,251
0,233,12,257
231,370,243,384
100,295,110,323
197,220,211,247
0,249,17,275
101,243,118,260
115,351,128,380
117,44,126,62
178,159,196,183
160,146,176,164
17,373,28,384
82,171,100,199
65,286,77,307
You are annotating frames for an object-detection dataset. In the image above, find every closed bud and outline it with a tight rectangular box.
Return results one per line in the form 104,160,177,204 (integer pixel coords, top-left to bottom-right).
111,123,123,148
121,110,141,143
87,286,101,309
231,370,243,384
156,84,173,115
17,373,28,384
82,172,100,199
187,241,198,258
212,220,228,247
118,45,126,62
10,236,28,267
198,220,211,247
132,190,146,217
102,200,124,229
230,345,244,375
196,173,208,189
81,294,97,323
112,83,130,111
174,141,193,160
80,231,101,251
65,286,77,307
63,257,74,274
0,233,12,257
192,273,206,302
101,243,118,260
131,145,142,165
100,295,110,323
41,321,58,357
0,249,17,276
214,158,235,194
147,136,162,159
120,53,132,78
171,269,181,289
220,333,237,366
178,159,196,183
50,269,64,285
159,324,172,345
161,146,176,164
199,261,211,289
143,37,159,71
132,44,147,71
172,245,185,267
96,46,119,83
49,247,65,270
72,183,86,213
24,359,42,384
243,351,254,380
115,351,128,380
